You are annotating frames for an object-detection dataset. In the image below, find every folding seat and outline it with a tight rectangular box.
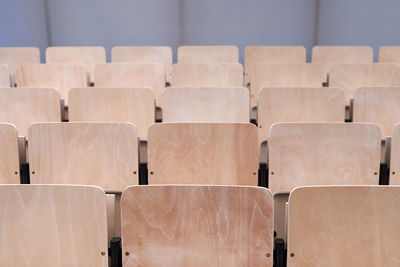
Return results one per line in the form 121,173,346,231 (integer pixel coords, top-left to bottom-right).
389,123,400,185
15,64,88,105
379,46,400,63
0,123,20,183
0,47,40,75
46,46,106,84
177,45,239,63
121,185,273,267
258,87,345,144
287,186,400,266
312,46,373,69
69,87,154,140
0,185,108,266
163,87,250,123
147,123,258,185
111,46,173,83
0,64,10,87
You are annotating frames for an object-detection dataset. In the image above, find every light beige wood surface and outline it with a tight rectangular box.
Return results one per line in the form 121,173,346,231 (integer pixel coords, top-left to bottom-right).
121,185,273,267
112,46,173,83
354,87,400,138
250,63,328,107
0,47,40,75
379,46,400,63
0,123,20,183
28,122,138,191
268,123,381,194
94,63,165,106
0,64,10,87
329,63,400,103
0,88,61,137
0,185,108,267
258,87,345,143
288,186,400,267
171,63,243,87
46,46,106,84
15,64,88,105
177,46,239,63
69,87,154,140
148,123,258,185
389,123,400,184
163,87,250,123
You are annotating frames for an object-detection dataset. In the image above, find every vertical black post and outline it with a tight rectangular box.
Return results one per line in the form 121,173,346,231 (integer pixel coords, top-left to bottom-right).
139,163,148,185
274,238,286,267
109,237,122,267
379,164,389,185
20,163,30,184
258,163,268,188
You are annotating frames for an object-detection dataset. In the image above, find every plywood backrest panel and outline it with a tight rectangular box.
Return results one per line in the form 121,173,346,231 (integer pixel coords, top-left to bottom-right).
329,63,400,103
121,185,273,267
15,64,88,105
163,87,250,123
379,46,400,63
258,87,345,143
312,46,373,69
0,64,10,87
46,46,106,84
389,124,400,184
28,122,138,191
177,46,239,63
269,123,381,194
148,123,258,185
0,47,40,75
288,186,400,266
0,123,19,183
0,185,108,267
0,88,61,137
94,63,165,106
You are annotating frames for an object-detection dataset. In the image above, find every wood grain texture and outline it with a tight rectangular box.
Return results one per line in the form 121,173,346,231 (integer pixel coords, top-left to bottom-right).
177,46,239,63
288,186,400,267
163,87,250,123
0,185,108,267
0,47,40,75
268,123,381,194
0,123,20,183
148,123,259,185
258,87,345,143
353,87,400,137
94,63,165,106
15,64,88,105
69,87,154,140
171,63,243,88
250,63,328,107
378,46,400,63
28,122,138,191
46,46,106,84
0,64,10,87
329,63,400,103
389,123,400,185
121,185,274,267
0,88,61,137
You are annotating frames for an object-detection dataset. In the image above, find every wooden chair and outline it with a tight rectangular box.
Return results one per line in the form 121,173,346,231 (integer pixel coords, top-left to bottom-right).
0,123,20,183
46,46,106,84
0,64,10,87
148,123,258,185
0,88,61,137
288,186,400,266
177,45,239,63
15,64,88,105
28,122,138,192
94,63,165,107
258,87,345,144
163,87,250,123
269,123,381,194
121,185,273,267
389,123,400,185
312,46,373,70
379,46,400,63
0,185,108,266
0,47,40,75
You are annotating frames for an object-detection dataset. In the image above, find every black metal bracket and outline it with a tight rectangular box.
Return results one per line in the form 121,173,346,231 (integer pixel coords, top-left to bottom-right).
250,118,257,126
109,237,122,267
139,163,148,185
379,163,389,185
258,163,268,188
274,238,286,267
20,163,30,184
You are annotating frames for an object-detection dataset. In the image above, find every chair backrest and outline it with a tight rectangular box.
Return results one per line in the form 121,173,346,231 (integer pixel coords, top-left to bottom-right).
15,64,88,105
177,45,239,63
46,46,106,84
94,63,165,107
379,46,400,63
0,88,61,137
0,123,19,183
258,87,345,143
28,122,138,192
0,47,40,75
329,63,400,104
312,46,373,69
269,123,381,194
171,63,243,87
250,63,328,108
163,87,250,123
111,46,172,83
148,123,258,185
0,185,108,267
69,87,154,140
0,64,10,87
121,185,273,267
288,186,400,266
389,123,400,185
